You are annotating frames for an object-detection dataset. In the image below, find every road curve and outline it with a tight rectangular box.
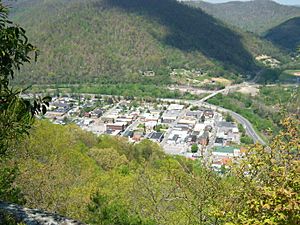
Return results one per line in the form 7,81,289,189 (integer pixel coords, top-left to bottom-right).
201,102,266,145
158,97,266,145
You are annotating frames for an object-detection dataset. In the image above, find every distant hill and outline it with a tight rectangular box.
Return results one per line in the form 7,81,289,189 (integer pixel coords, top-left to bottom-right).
185,0,300,35
5,0,286,85
265,17,300,51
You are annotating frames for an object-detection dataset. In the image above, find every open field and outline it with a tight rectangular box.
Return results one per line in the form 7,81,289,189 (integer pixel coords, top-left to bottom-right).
284,70,300,76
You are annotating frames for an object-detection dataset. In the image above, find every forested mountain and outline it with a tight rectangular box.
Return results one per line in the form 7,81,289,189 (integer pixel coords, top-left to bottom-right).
185,0,300,35
265,17,300,51
6,0,285,85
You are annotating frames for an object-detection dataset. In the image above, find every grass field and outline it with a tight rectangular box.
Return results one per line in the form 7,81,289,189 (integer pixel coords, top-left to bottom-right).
279,69,300,81
284,70,300,76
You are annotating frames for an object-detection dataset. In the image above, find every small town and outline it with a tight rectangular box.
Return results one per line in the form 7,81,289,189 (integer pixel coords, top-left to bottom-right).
44,94,243,170
2,0,299,224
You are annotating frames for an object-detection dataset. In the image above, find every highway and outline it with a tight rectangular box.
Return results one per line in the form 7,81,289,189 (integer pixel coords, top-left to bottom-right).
59,82,268,145
159,82,267,145
189,82,266,145
200,102,266,145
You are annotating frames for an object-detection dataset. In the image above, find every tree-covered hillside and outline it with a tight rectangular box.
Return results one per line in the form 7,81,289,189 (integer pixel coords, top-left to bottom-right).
265,17,300,51
6,0,285,85
5,118,300,225
186,0,300,36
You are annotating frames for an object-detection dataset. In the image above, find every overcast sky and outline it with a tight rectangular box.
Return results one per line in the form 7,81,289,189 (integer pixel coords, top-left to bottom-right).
203,0,300,5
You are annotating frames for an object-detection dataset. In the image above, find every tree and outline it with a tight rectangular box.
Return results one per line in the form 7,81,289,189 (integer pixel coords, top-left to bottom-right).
88,193,155,225
225,113,234,122
223,116,300,224
191,144,199,153
0,1,50,204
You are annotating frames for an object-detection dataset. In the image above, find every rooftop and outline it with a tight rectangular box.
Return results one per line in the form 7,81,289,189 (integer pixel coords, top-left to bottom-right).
213,146,239,154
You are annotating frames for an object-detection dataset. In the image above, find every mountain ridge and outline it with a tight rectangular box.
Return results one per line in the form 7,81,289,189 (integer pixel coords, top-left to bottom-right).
265,17,300,51
185,0,300,35
8,0,287,85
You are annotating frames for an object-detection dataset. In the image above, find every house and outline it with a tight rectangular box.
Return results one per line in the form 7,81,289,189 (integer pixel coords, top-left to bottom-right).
106,122,127,132
132,132,143,142
168,134,180,144
101,114,118,123
123,130,134,138
217,121,236,131
161,110,180,123
199,131,209,146
90,108,103,118
46,110,65,118
214,137,224,147
186,135,197,144
149,109,162,116
167,104,184,111
174,124,190,131
84,112,91,118
194,123,205,133
140,113,160,122
148,132,164,143
178,118,197,127
186,110,203,119
167,130,189,144
212,146,241,159
203,110,214,119
145,121,158,130
216,121,240,144
116,117,133,124
106,130,121,136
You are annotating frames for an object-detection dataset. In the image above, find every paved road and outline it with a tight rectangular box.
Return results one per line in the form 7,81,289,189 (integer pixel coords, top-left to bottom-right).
193,83,266,145
230,110,266,145
158,97,266,145
122,119,140,136
200,102,266,145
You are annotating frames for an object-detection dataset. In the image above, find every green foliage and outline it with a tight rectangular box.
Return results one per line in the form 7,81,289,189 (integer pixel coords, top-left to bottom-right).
208,86,300,139
0,1,42,205
0,2,34,157
6,116,299,224
191,144,199,153
238,123,254,144
0,210,24,225
36,83,200,100
190,105,199,111
258,68,281,83
223,117,300,224
154,124,168,132
240,135,254,145
186,0,300,35
13,121,102,219
265,17,300,51
88,193,154,225
88,147,128,171
225,113,234,122
8,0,287,85
0,167,24,205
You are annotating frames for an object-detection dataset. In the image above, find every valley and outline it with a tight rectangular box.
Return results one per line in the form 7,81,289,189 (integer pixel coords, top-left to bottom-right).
1,1,300,225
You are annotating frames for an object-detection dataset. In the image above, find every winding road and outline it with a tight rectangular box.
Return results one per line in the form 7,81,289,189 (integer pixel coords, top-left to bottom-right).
193,82,266,145
200,102,266,145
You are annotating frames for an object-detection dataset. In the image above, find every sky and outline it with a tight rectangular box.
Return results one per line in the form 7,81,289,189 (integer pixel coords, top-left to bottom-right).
202,0,300,5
